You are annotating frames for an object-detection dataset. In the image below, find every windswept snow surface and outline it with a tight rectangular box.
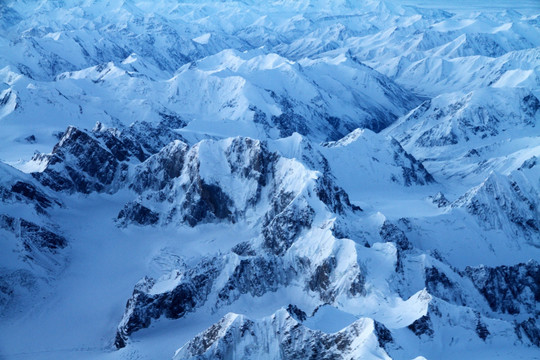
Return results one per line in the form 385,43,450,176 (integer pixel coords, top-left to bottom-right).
1,0,539,359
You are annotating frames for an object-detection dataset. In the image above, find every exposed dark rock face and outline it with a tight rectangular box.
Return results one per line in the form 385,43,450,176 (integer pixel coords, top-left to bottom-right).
262,66,419,141
182,181,235,227
0,214,67,252
30,121,188,195
515,318,540,347
404,90,540,149
465,260,540,315
374,321,393,350
270,95,311,138
115,258,222,348
287,304,307,322
424,267,466,306
416,124,459,147
379,221,411,251
520,94,540,121
349,271,367,297
408,314,434,337
216,257,293,307
116,202,159,227
379,221,411,272
4,2,540,358
24,134,36,143
431,192,450,208
309,256,338,302
231,241,256,256
476,315,490,341
130,141,188,193
390,138,435,185
115,237,367,349
0,213,68,314
92,123,142,162
316,174,362,214
225,137,275,195
452,160,539,243
103,117,188,162
0,178,61,215
31,126,129,193
10,181,55,210
262,197,315,256
403,259,540,347
0,163,68,315
128,137,278,227
115,175,361,348
111,134,362,234
518,156,537,171
18,218,67,252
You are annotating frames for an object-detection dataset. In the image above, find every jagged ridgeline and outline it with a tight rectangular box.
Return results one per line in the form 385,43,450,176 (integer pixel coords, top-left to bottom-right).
0,0,539,359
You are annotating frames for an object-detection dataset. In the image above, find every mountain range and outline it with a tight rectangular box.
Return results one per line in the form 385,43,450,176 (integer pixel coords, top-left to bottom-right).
0,0,539,359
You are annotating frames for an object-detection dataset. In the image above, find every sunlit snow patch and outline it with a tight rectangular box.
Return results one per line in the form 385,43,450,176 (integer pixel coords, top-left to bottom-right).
193,33,211,44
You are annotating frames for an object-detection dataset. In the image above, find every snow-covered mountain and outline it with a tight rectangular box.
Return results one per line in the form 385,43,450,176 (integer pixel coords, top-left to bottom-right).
1,0,539,359
0,161,67,317
172,309,393,360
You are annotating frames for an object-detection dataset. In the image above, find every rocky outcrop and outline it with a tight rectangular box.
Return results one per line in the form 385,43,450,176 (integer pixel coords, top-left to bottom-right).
31,126,131,193
113,137,365,347
407,314,434,338
379,221,411,251
172,309,391,360
116,202,160,227
453,169,539,243
123,137,278,227
516,317,540,347
0,163,62,215
0,214,67,254
465,260,540,315
424,266,467,306
29,120,188,194
114,226,364,348
315,173,362,214
430,192,450,208
216,257,294,307
130,140,188,193
114,258,223,349
121,135,364,230
389,138,435,186
3,2,540,359
262,194,315,256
